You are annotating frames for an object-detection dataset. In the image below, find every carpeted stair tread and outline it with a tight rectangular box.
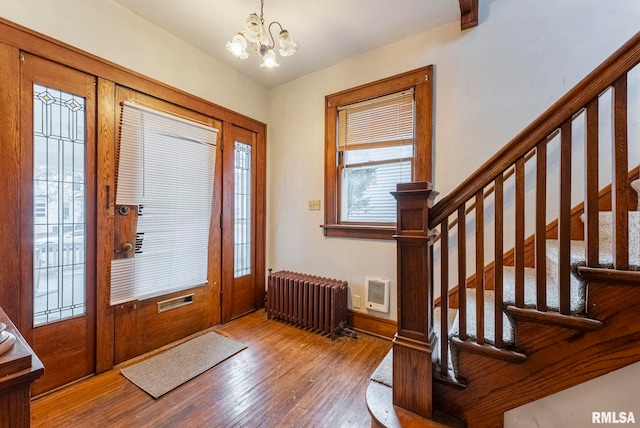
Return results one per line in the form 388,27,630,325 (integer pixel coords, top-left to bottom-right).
374,211,639,387
502,264,585,314
450,260,584,346
574,211,640,268
449,289,513,345
545,239,587,281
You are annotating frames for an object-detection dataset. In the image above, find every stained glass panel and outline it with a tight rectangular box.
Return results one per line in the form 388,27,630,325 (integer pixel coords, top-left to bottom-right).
234,142,252,278
33,84,86,326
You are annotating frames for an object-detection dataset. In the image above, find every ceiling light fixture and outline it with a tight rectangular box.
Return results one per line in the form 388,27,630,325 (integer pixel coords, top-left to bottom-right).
226,0,298,68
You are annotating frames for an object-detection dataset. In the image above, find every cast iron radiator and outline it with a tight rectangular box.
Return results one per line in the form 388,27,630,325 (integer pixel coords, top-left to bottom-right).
266,271,348,339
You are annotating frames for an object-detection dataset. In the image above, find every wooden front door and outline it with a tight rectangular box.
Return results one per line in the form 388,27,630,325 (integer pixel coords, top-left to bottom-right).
221,125,263,321
19,54,97,394
112,87,223,364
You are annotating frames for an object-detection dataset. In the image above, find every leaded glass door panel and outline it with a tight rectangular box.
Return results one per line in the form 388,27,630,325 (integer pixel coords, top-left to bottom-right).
20,54,96,394
222,125,258,321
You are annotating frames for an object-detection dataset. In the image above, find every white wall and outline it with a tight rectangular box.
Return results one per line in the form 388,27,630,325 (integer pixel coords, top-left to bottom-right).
4,0,639,416
504,361,640,427
266,0,640,321
0,0,268,123
3,0,639,323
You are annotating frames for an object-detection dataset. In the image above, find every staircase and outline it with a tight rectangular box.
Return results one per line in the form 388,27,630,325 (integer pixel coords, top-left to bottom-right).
436,214,640,427
367,31,640,427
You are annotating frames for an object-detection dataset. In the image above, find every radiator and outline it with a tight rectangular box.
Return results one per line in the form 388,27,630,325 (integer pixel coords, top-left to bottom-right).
266,271,348,339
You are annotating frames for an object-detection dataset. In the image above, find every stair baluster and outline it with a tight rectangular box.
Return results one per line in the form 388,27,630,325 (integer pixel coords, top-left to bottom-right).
369,30,640,428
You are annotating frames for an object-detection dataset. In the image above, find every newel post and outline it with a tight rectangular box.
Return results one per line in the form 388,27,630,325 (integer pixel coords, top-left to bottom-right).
391,181,438,419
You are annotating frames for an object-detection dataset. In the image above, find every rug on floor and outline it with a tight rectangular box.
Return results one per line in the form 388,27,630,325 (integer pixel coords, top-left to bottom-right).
121,332,247,398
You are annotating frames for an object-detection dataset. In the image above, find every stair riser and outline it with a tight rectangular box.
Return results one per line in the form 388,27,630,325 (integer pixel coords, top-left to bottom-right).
437,329,640,427
586,282,640,320
512,321,589,354
435,277,640,427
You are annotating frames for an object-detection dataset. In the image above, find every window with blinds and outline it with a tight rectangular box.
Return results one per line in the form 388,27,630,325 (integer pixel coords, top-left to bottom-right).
110,102,218,305
337,89,415,223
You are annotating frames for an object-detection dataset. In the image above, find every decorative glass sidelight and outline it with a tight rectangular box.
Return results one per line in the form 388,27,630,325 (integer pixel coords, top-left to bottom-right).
32,84,86,326
234,141,252,278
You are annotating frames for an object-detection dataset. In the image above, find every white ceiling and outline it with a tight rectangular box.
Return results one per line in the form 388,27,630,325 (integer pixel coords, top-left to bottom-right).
112,0,461,88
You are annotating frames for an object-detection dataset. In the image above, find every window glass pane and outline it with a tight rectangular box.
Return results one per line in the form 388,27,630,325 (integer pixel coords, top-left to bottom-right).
33,84,86,326
343,145,414,165
340,160,412,223
234,142,252,278
338,88,415,224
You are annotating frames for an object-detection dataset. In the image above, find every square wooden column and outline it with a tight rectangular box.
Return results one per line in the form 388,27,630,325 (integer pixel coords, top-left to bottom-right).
391,182,438,418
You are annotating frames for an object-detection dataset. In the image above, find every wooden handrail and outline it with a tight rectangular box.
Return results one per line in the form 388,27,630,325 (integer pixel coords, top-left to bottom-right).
429,31,640,228
390,32,640,425
430,30,640,347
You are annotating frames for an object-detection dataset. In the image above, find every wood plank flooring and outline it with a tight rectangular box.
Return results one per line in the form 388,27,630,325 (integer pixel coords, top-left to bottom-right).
31,309,392,428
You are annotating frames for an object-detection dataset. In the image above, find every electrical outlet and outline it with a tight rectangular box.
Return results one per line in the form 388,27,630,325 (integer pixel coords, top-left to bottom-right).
308,199,321,210
353,294,361,309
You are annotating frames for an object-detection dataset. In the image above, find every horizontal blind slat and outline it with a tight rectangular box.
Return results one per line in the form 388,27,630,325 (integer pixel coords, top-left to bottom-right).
111,104,218,305
338,89,414,151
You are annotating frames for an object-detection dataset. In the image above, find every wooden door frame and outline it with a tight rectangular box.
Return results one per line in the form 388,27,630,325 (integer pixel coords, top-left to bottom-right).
109,86,224,365
0,17,267,375
18,53,98,394
221,123,267,323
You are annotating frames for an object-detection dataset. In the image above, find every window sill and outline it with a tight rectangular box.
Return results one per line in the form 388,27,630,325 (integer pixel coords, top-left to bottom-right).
321,224,396,240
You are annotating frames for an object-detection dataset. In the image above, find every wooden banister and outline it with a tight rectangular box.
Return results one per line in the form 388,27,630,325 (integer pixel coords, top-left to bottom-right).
585,99,600,266
558,120,572,314
439,220,449,376
433,27,640,378
457,205,467,341
493,175,504,346
391,32,640,425
612,75,630,270
430,31,640,229
433,149,536,243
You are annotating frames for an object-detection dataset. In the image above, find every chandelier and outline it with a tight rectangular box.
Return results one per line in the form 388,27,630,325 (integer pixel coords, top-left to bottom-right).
226,0,298,68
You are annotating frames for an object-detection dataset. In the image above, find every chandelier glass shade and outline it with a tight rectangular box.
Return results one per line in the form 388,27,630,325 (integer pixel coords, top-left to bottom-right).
226,0,298,68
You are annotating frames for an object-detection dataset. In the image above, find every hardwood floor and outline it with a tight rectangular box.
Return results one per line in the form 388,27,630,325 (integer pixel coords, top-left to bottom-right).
31,309,392,427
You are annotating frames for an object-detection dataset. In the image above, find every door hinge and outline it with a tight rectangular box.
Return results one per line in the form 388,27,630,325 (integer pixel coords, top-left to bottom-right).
219,291,224,307
220,136,224,152
219,213,223,229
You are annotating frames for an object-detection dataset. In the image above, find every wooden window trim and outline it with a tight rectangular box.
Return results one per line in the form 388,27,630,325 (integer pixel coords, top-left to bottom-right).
323,66,433,240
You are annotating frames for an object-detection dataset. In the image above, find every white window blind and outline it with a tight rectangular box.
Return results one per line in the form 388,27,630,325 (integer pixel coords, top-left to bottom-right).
338,89,415,223
338,89,414,151
110,102,218,305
